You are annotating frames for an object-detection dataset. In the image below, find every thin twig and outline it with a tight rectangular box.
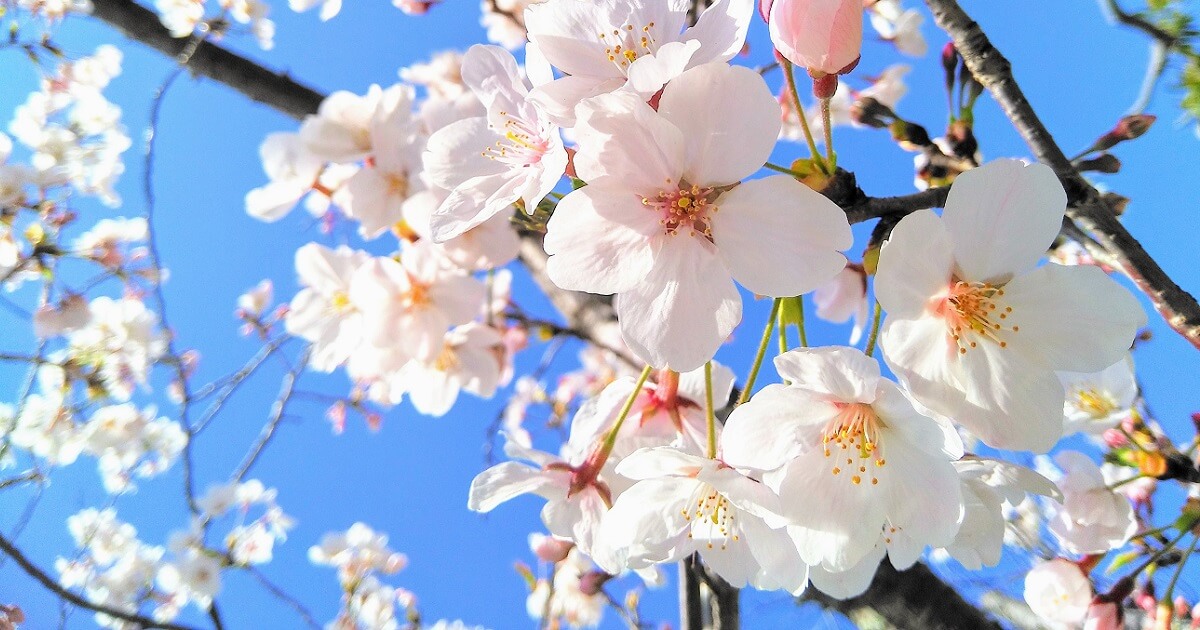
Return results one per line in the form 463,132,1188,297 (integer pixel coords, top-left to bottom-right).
233,349,310,482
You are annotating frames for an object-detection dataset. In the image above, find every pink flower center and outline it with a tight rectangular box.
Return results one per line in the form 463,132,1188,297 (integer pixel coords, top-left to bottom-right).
642,183,719,238
598,22,660,73
932,280,1020,355
822,402,886,486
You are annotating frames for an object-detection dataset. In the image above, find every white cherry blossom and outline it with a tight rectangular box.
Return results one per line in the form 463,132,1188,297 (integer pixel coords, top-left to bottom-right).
876,159,1146,452
424,44,567,241
1047,451,1137,554
545,62,851,370
525,0,755,124
943,457,1059,570
1059,356,1138,437
1024,558,1092,627
722,346,963,574
285,243,370,371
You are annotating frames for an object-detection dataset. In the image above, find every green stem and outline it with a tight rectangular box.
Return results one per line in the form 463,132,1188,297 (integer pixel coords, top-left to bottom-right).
763,161,806,177
794,296,808,348
600,365,653,454
821,97,835,168
864,300,883,357
777,309,790,355
704,362,717,459
1163,532,1200,602
1130,524,1195,577
781,59,827,174
738,299,781,405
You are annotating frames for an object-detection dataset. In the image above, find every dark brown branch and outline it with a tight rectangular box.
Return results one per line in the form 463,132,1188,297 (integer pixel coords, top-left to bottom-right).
926,0,1200,351
88,0,324,119
803,562,1005,630
0,531,200,630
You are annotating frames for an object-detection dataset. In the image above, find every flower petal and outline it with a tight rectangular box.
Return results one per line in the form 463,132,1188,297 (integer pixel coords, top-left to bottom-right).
712,176,851,297
875,209,954,319
942,159,1066,283
543,183,660,294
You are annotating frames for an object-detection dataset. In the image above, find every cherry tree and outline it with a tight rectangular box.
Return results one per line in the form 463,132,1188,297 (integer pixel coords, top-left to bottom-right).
0,0,1197,628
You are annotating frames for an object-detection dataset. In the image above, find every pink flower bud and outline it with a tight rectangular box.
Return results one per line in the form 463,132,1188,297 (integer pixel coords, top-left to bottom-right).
1084,601,1122,630
1178,596,1191,619
578,570,613,596
529,533,573,563
766,0,863,76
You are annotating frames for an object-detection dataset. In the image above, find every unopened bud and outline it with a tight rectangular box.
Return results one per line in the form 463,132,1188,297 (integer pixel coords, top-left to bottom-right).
850,96,896,128
1176,596,1190,618
889,119,932,150
578,571,613,596
1076,154,1121,174
529,533,573,563
941,42,959,91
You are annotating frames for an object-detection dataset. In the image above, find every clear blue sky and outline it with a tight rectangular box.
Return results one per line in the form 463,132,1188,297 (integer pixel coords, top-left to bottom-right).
0,0,1198,628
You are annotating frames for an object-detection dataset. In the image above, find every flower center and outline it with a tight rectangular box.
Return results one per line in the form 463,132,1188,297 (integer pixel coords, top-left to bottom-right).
822,402,886,487
482,112,549,167
598,22,659,74
682,484,739,550
433,345,459,372
330,291,353,312
934,279,1019,355
642,182,718,238
1070,387,1118,419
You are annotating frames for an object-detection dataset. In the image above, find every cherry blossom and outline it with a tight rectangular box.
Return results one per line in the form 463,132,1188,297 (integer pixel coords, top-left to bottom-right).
1047,451,1137,554
285,243,370,371
391,323,505,416
545,62,851,370
868,0,927,57
246,132,324,221
764,0,862,76
1024,558,1092,627
943,457,1059,570
525,0,755,124
593,447,808,594
812,263,869,344
424,44,567,241
1059,356,1138,437
876,159,1146,452
722,346,963,574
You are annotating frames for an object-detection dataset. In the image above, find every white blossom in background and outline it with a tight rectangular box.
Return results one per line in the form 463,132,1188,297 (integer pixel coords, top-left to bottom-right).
310,523,408,589
349,241,485,363
783,64,910,143
526,548,605,629
1059,356,1138,437
876,159,1145,452
11,365,84,466
1047,451,1137,554
73,217,149,268
285,243,370,371
246,132,324,221
400,50,471,101
481,0,544,49
400,187,522,271
390,322,504,416
68,296,169,401
1023,558,1092,627
943,457,1060,570
546,63,851,370
198,480,294,566
289,0,341,21
10,45,130,206
424,44,567,241
868,0,927,57
80,404,188,493
524,0,755,124
300,84,415,164
812,263,869,344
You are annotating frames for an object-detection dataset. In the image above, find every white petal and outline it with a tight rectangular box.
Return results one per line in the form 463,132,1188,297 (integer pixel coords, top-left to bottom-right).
1001,264,1145,373
772,346,880,404
467,462,559,512
543,183,661,294
616,236,740,371
942,159,1066,283
682,0,755,65
624,40,700,97
712,176,851,297
656,63,780,185
573,90,686,192
721,385,835,471
807,545,886,599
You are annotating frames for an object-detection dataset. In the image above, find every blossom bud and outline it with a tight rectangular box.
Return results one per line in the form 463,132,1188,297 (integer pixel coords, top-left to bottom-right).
1077,154,1122,174
578,570,613,596
766,0,863,76
1103,428,1127,447
529,533,573,563
1177,596,1191,619
1084,600,1122,630
941,42,959,93
850,96,897,128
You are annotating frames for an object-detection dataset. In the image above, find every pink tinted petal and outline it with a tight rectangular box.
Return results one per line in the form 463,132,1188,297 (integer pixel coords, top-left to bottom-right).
875,209,955,319
424,117,505,191
625,40,700,97
657,63,780,185
1000,264,1145,373
615,446,707,480
543,184,660,294
615,236,741,371
712,176,851,297
467,463,560,512
461,44,527,106
525,0,627,78
942,159,1067,283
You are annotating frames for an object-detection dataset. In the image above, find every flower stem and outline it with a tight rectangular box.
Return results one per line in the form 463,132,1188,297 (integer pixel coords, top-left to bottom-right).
1130,523,1196,577
1163,532,1200,603
820,97,835,168
864,300,883,357
781,58,827,174
763,161,807,177
738,299,781,405
704,361,717,459
600,365,653,454
793,296,808,348
777,310,789,355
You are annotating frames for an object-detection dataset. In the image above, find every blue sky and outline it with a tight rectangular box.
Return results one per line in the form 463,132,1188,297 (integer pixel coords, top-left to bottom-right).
0,0,1199,628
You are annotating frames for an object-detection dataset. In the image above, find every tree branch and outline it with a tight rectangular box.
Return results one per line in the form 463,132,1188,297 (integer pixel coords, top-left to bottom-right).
925,0,1200,351
87,0,324,119
0,531,200,630
803,562,1007,630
